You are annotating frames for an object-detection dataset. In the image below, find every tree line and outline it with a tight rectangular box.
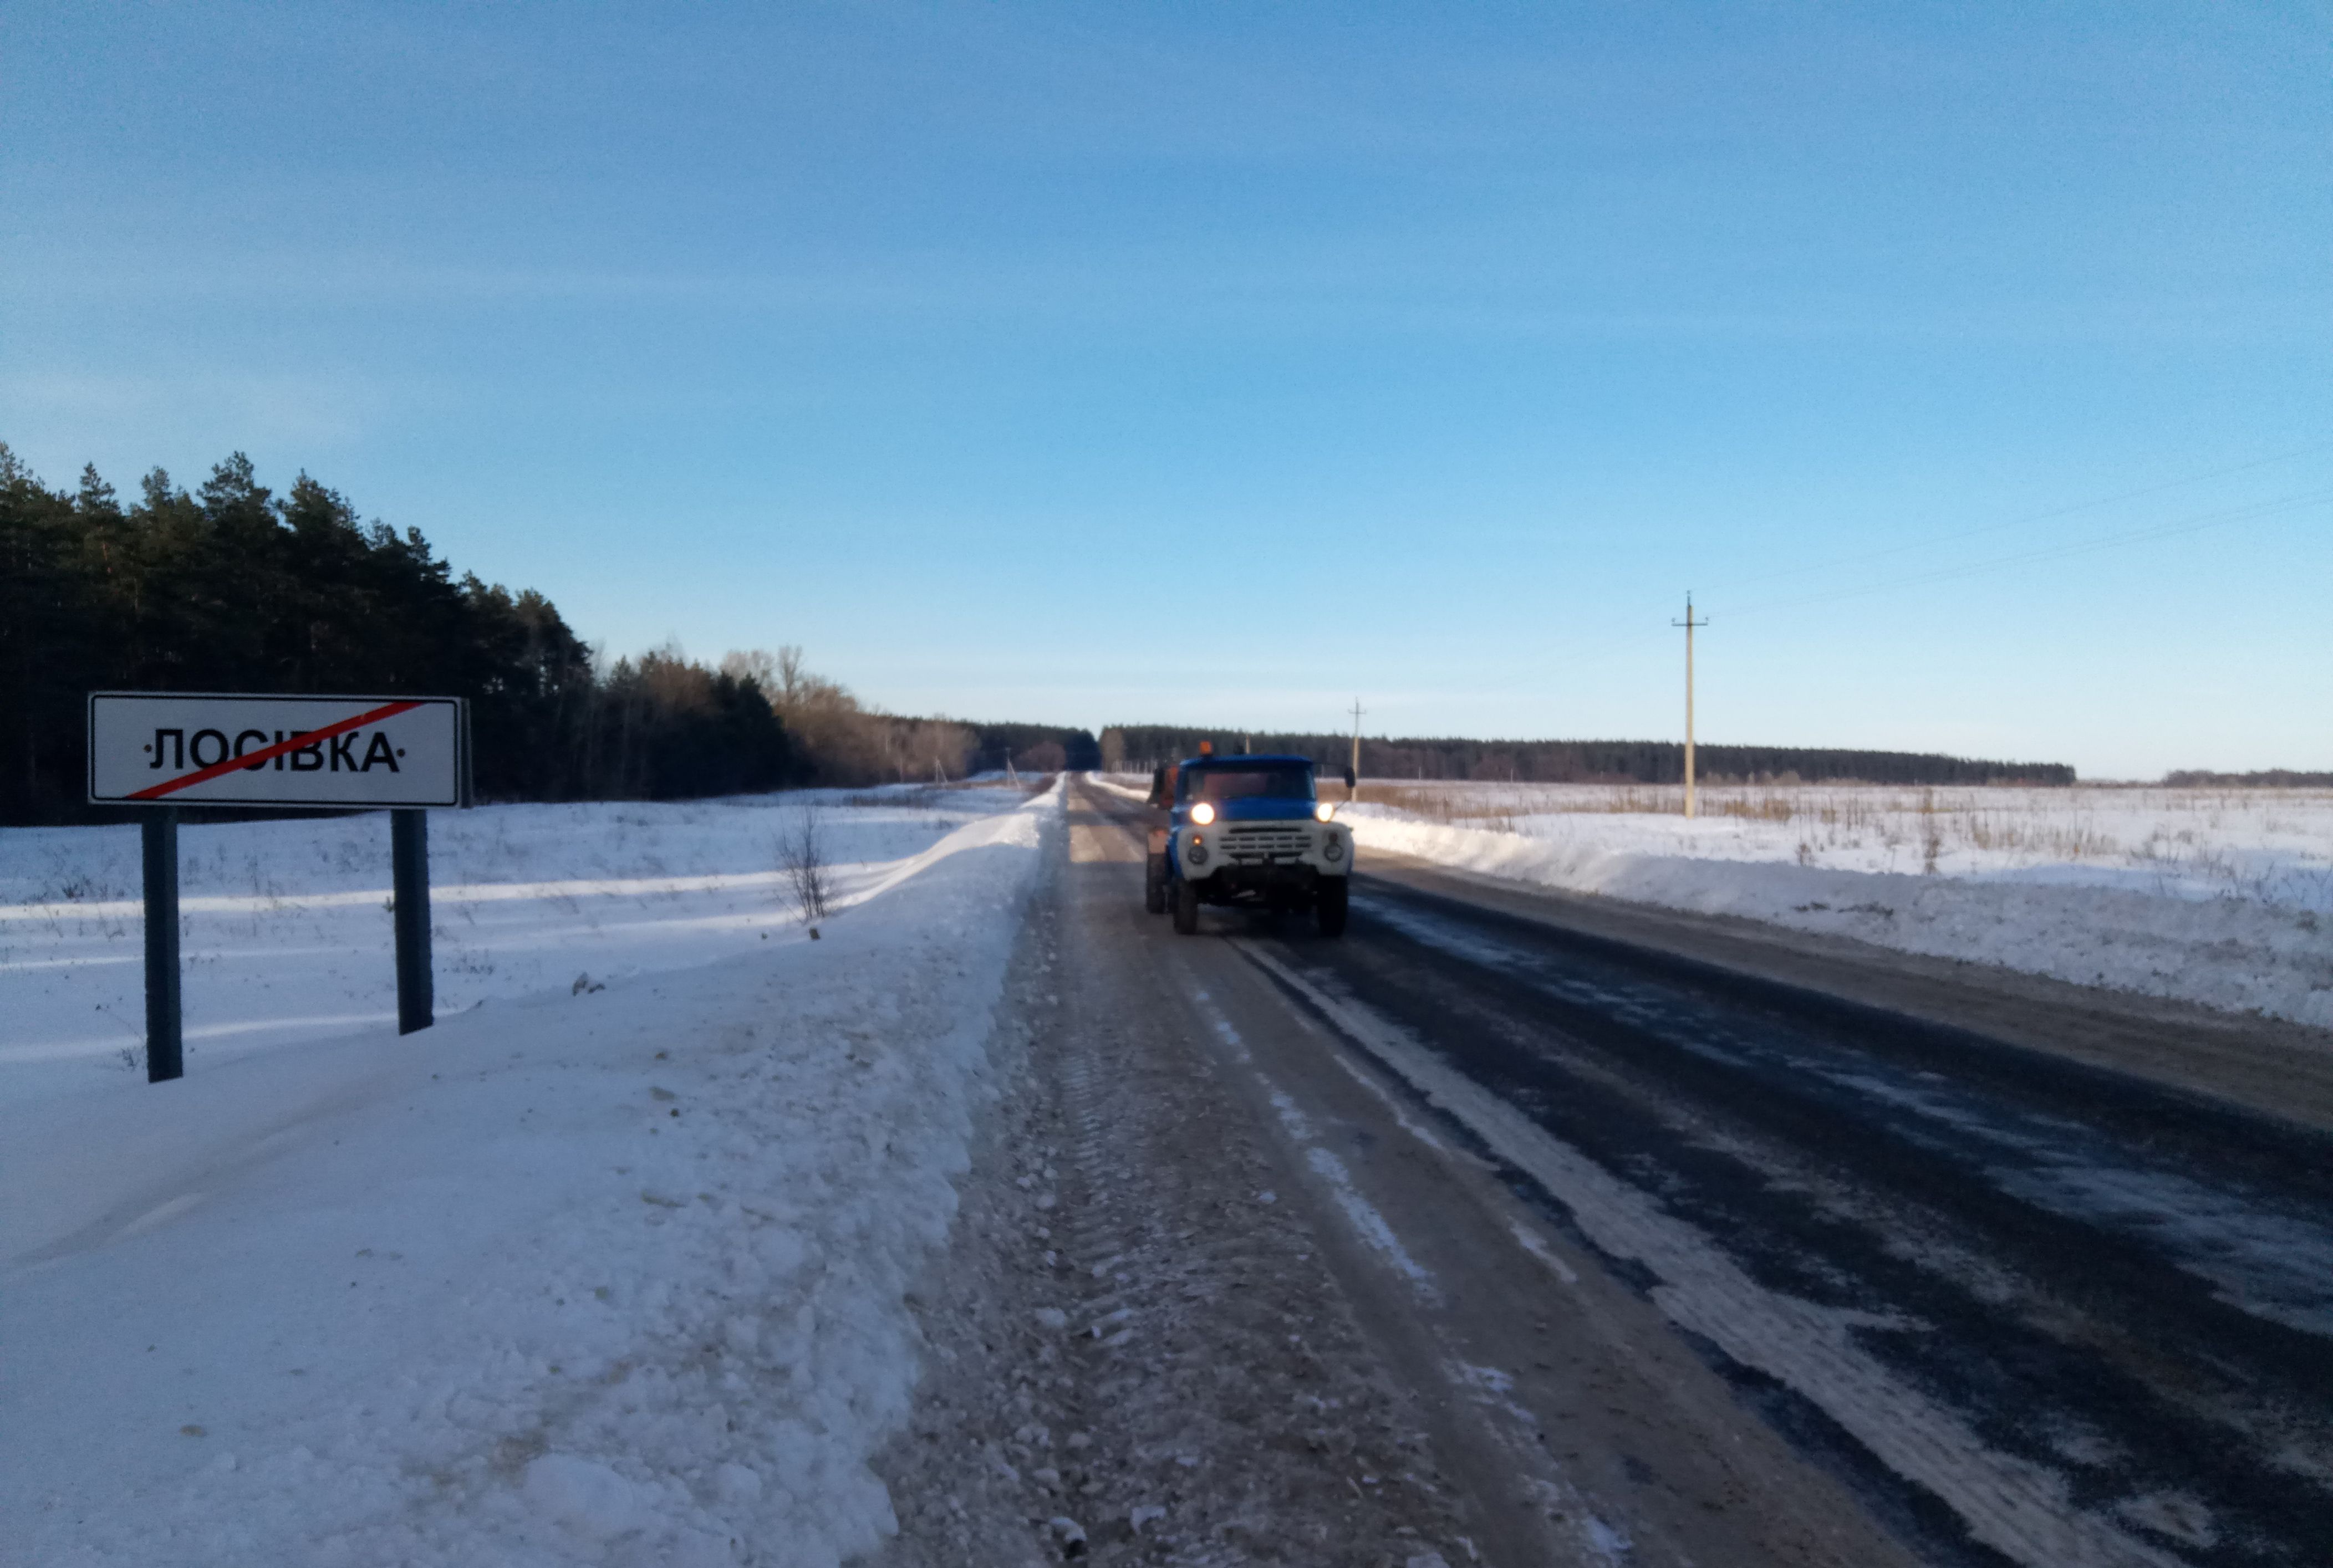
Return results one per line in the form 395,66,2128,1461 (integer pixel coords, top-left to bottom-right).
1099,726,2076,787
2161,769,2333,788
0,445,1090,824
965,722,1103,775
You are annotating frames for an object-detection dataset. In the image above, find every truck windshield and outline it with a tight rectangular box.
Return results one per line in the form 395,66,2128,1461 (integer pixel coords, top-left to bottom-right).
1186,767,1314,803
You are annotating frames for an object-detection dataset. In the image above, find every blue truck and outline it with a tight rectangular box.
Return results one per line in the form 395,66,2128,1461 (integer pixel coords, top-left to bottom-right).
1144,751,1356,936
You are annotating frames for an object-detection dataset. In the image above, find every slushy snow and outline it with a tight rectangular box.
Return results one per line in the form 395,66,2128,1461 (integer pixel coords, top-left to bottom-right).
2,782,1061,1566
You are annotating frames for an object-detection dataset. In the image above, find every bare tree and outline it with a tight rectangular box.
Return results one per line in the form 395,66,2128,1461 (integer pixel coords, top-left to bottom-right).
720,649,980,788
781,807,832,922
719,647,781,693
1017,739,1067,775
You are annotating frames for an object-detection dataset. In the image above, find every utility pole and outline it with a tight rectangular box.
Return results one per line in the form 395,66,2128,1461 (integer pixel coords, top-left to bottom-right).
1671,593,1709,819
1348,698,1366,801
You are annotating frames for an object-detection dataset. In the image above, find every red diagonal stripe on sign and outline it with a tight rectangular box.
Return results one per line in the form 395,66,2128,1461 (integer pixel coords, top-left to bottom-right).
128,700,426,801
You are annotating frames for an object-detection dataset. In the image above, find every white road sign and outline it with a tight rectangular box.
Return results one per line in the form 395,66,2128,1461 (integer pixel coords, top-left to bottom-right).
88,692,468,809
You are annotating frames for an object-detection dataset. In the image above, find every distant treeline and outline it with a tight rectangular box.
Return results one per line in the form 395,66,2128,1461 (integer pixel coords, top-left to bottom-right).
0,445,1086,824
2162,769,2333,788
1099,726,2076,787
964,723,1102,775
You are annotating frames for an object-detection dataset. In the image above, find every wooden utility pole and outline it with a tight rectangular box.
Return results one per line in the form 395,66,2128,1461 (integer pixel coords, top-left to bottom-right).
1348,699,1366,801
1672,594,1709,818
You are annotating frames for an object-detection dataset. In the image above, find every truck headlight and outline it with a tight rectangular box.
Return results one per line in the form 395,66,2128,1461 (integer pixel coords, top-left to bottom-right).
1190,802,1216,825
1323,834,1344,862
1188,838,1209,865
1313,803,1335,822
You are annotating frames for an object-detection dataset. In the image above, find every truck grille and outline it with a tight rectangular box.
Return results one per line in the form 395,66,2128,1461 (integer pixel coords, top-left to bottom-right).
1225,824,1312,863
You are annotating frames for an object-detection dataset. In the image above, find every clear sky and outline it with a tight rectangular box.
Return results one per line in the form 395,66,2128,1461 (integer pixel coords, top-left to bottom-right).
4,2,2325,778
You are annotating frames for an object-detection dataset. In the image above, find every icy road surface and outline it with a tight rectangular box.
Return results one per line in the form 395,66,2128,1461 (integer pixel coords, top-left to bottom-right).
935,777,2333,1568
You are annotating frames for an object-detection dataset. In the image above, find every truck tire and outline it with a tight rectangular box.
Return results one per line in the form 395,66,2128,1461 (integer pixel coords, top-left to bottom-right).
1316,879,1348,937
1171,877,1201,935
1144,855,1167,914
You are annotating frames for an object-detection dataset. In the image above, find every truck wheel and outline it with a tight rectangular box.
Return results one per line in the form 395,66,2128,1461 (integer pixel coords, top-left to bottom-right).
1316,880,1348,937
1171,877,1201,935
1144,856,1167,914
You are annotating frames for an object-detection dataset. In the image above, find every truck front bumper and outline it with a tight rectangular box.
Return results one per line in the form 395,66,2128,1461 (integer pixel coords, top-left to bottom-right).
1173,819,1351,900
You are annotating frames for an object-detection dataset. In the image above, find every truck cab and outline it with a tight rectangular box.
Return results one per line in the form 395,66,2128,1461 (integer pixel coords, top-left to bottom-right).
1144,753,1354,936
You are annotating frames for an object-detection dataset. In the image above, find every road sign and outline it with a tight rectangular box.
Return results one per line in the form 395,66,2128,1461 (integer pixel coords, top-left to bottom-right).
88,692,468,809
90,691,469,1077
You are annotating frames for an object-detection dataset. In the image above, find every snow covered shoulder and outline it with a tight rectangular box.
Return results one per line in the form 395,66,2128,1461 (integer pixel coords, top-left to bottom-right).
1334,783,2333,1029
3,782,1061,1567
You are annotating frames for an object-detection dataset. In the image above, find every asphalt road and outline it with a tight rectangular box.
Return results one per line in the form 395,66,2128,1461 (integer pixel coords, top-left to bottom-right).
1056,777,2333,1568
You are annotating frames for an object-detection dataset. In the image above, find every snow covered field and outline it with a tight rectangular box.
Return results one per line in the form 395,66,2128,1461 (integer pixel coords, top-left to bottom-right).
1104,775,2333,1028
1346,783,2333,1028
3,782,1059,1566
1,788,1025,1100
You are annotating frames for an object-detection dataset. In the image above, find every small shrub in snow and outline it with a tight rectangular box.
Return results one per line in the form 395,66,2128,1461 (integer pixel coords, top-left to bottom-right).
781,808,833,923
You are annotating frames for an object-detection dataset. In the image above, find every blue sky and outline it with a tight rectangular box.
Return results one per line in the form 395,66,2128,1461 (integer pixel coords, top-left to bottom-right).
3,2,2325,777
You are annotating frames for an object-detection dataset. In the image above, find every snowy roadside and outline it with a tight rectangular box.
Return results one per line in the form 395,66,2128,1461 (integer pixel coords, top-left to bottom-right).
1342,811,2332,1030
1083,776,1145,804
3,781,1062,1567
1091,772,2332,1029
1,788,1018,1100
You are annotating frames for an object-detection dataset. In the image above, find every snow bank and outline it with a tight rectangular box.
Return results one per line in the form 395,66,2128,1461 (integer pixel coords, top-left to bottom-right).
1085,775,1147,803
0,788,1015,1101
1087,768,2330,1024
3,782,1061,1566
1347,784,2333,908
1344,811,2333,1029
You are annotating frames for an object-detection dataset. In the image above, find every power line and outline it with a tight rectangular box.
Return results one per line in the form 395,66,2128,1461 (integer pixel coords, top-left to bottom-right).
1730,488,2332,616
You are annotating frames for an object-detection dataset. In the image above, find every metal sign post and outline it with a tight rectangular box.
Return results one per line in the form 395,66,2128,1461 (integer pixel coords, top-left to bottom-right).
391,809,433,1034
141,808,183,1082
89,692,469,1077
